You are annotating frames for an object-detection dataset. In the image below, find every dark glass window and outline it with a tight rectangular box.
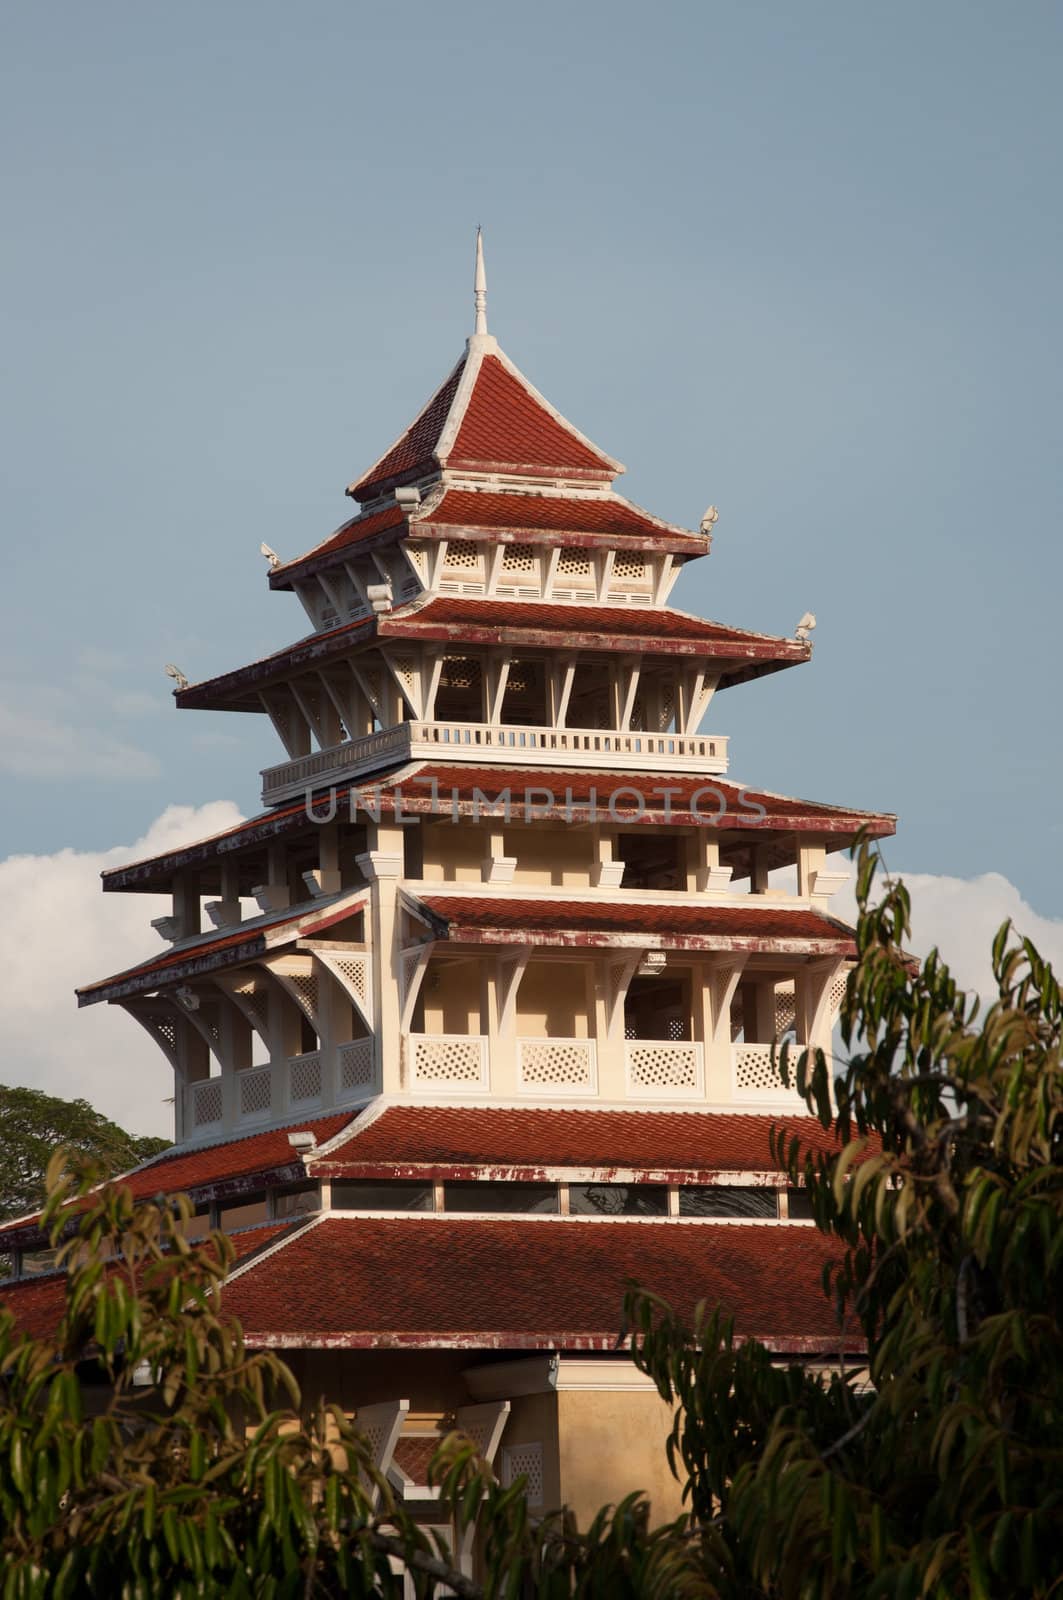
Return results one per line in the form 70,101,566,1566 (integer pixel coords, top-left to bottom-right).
273,1181,320,1219
786,1188,816,1220
331,1181,434,1212
679,1186,778,1219
444,1182,558,1215
568,1184,668,1217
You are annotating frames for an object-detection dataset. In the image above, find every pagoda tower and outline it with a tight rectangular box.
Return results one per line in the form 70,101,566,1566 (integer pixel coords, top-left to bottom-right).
1,238,894,1542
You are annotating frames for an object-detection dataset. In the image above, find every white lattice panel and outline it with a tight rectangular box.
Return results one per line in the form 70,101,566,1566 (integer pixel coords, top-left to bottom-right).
192,1079,223,1127
732,1044,806,1104
774,984,797,1036
613,552,646,581
502,542,535,572
410,1034,487,1088
288,1052,322,1104
288,972,319,1024
557,549,591,576
626,1042,703,1097
502,1443,544,1508
339,1038,376,1094
391,654,417,697
442,656,481,690
829,972,850,1019
443,539,483,574
141,1013,179,1066
318,952,373,1027
239,1066,272,1118
233,980,271,1030
518,1039,596,1094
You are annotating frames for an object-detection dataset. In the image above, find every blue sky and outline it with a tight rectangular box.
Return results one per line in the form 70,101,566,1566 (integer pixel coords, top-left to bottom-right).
3,1,1062,908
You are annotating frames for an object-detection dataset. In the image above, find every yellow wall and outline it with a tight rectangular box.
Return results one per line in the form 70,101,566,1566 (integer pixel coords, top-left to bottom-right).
557,1389,685,1525
515,961,591,1038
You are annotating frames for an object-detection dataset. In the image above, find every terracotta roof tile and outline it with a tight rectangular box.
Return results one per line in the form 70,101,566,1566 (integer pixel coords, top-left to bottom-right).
0,1117,356,1245
422,489,692,542
317,1104,845,1175
0,1223,292,1341
272,505,408,579
416,894,856,952
447,356,615,479
224,1214,848,1351
351,358,467,500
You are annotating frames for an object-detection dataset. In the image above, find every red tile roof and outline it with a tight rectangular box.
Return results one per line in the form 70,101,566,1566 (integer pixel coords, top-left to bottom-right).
315,1104,845,1178
223,1214,850,1353
350,358,467,501
447,355,616,480
0,1223,291,1342
77,893,367,1007
271,504,408,579
0,1116,357,1246
101,764,892,894
420,488,697,545
175,599,809,710
414,895,856,954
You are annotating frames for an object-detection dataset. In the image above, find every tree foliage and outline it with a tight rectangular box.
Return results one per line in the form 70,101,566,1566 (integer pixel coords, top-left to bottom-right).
1,848,1060,1597
623,844,1063,1597
0,1084,169,1223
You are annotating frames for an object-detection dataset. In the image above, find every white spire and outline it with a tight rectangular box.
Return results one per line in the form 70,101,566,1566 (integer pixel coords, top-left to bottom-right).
473,226,488,335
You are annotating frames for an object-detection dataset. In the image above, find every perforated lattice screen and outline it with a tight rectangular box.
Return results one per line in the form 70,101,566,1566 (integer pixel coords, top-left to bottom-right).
441,656,481,691
503,1443,544,1508
411,1037,484,1084
192,1079,223,1126
733,1045,780,1093
558,549,591,576
340,1038,375,1092
613,552,646,580
443,539,483,573
502,542,535,572
289,1053,322,1103
627,1043,700,1093
239,1068,272,1116
519,1040,594,1089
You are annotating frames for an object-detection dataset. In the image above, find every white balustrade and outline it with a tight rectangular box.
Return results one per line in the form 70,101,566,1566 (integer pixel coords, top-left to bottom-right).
407,1033,488,1091
518,1037,597,1095
732,1043,807,1104
190,1077,223,1129
287,1050,323,1107
625,1040,704,1098
237,1063,273,1123
262,719,728,801
337,1037,376,1098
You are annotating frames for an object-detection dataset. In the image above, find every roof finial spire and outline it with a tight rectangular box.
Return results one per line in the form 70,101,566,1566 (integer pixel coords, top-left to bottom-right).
473,226,488,336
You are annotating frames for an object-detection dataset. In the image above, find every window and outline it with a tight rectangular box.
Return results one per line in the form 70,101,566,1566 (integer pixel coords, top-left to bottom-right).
787,1188,816,1220
679,1187,778,1219
443,1182,558,1215
568,1184,668,1217
273,1181,320,1219
331,1181,434,1212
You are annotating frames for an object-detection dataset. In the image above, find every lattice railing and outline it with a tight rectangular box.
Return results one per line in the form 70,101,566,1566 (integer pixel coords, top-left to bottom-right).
625,1041,703,1097
238,1065,272,1120
191,1078,223,1129
518,1038,596,1095
338,1037,376,1097
732,1043,807,1104
408,1034,488,1090
288,1051,322,1106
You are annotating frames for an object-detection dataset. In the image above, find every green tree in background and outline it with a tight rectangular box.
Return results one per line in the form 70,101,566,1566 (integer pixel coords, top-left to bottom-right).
0,1085,169,1223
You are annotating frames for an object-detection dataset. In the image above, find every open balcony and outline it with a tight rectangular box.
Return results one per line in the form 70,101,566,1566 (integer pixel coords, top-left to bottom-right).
261,719,729,803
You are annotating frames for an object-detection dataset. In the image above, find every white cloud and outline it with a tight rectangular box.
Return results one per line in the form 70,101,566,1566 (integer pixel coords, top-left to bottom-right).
831,862,1063,1004
0,801,244,1138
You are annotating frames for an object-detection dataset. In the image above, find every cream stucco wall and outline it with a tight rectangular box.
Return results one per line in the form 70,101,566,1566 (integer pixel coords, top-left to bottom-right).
557,1388,685,1525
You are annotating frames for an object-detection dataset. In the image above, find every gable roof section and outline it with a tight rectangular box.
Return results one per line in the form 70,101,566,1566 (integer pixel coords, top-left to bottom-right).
312,1103,849,1179
412,894,857,955
349,341,619,504
221,1212,852,1354
77,891,368,1007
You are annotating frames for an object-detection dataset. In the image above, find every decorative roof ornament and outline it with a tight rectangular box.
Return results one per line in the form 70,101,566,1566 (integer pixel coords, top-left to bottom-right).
473,226,488,336
795,612,817,643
